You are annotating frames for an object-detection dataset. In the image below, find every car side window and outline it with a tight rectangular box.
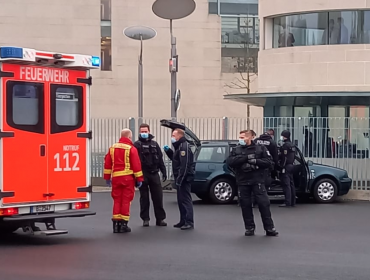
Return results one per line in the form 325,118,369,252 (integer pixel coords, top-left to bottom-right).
197,147,226,163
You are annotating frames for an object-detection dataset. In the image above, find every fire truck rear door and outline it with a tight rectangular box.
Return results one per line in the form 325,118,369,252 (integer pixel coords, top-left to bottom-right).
1,63,48,205
47,69,89,202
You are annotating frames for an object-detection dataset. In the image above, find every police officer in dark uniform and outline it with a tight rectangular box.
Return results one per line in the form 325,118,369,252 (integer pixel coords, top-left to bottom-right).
279,130,296,208
134,123,167,227
255,129,279,180
163,128,195,230
227,130,278,237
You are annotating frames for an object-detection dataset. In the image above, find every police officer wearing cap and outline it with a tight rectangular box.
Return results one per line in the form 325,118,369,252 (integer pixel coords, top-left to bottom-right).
134,123,167,227
279,130,296,208
227,130,278,237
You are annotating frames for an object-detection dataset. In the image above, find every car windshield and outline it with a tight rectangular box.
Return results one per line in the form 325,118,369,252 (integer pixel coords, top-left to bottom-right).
197,146,226,162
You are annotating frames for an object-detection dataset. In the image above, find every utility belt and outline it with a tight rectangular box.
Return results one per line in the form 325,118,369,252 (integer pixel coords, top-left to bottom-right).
143,168,159,174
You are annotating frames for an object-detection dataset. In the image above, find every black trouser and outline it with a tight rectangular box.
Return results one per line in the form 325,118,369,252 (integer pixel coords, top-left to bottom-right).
238,183,274,231
280,164,296,206
139,172,166,221
177,179,194,226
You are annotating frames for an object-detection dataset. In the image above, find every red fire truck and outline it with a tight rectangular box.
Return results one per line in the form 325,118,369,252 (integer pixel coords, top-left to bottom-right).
0,46,99,236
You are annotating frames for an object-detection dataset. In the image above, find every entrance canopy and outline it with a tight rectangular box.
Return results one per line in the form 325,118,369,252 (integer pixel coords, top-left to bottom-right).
224,92,370,107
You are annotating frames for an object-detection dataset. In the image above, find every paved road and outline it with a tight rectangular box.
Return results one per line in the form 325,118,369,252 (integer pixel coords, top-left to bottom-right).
1,193,370,280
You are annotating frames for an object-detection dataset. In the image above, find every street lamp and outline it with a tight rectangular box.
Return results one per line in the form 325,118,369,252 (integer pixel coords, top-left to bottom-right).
152,0,196,120
123,26,157,120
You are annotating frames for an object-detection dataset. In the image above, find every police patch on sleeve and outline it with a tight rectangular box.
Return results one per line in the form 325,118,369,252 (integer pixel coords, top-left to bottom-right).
284,150,287,155
181,151,186,156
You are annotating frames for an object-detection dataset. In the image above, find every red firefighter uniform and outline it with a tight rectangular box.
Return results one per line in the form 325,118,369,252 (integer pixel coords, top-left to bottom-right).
103,137,144,227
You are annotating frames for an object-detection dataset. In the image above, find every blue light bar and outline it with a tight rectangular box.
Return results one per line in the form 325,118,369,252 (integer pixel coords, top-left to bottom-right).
92,56,100,67
0,47,23,59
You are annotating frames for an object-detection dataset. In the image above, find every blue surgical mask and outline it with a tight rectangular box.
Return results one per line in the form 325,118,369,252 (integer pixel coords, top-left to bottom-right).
280,136,284,141
239,139,246,146
171,137,176,143
140,133,149,139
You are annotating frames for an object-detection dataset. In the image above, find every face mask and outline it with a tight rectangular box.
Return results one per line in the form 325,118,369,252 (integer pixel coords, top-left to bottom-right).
140,133,149,139
171,137,176,143
280,136,285,141
239,139,246,146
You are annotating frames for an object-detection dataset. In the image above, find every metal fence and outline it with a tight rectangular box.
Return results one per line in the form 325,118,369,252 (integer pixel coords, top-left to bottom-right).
91,117,370,191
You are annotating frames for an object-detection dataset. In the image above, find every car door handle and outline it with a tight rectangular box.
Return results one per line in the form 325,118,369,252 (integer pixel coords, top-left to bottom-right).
40,145,46,157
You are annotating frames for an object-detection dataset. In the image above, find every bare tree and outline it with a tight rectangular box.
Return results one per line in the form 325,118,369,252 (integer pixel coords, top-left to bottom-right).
223,15,258,129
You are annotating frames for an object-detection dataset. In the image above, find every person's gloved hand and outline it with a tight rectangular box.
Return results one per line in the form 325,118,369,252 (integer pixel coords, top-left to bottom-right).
106,179,112,187
163,145,170,152
162,175,167,182
136,182,142,188
248,159,257,165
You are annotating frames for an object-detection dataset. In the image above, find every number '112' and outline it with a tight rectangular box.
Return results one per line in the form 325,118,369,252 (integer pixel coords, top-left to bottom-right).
54,153,80,171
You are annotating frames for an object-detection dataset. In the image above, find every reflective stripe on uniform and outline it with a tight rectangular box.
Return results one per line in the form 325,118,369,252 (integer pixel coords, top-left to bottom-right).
121,215,130,221
112,170,134,177
134,171,143,178
104,169,112,174
112,214,122,220
124,149,131,171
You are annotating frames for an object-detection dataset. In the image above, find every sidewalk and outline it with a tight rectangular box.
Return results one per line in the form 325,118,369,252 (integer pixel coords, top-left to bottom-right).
93,181,175,193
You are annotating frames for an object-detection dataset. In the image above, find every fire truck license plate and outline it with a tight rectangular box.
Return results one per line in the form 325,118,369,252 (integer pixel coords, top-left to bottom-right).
34,205,55,213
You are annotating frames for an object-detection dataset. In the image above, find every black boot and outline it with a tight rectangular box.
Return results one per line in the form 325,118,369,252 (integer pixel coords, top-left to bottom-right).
245,228,255,236
120,221,131,233
156,220,167,227
266,228,279,237
113,221,120,233
173,222,185,228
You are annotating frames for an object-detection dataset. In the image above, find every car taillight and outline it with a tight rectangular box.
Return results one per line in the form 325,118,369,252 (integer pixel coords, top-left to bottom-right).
73,202,89,210
0,207,18,216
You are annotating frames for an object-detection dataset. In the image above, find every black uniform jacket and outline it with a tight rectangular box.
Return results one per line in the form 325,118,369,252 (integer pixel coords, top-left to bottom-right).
227,142,273,185
164,137,195,186
279,140,296,168
134,134,166,175
255,133,279,168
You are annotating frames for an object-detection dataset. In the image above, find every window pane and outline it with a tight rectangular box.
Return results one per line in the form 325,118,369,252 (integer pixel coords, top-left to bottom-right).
101,0,111,20
349,107,369,158
197,147,226,162
328,11,360,44
221,16,259,73
219,0,258,15
208,0,218,14
101,37,112,71
12,84,39,125
361,11,370,43
273,12,328,48
55,87,79,126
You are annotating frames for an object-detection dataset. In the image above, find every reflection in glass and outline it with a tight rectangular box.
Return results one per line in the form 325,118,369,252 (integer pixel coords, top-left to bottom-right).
273,13,328,48
101,0,111,21
272,10,370,47
221,16,259,73
56,88,79,126
12,85,39,125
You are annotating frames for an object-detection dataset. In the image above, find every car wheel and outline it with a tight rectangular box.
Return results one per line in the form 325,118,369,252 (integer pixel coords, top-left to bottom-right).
209,178,235,204
313,178,338,203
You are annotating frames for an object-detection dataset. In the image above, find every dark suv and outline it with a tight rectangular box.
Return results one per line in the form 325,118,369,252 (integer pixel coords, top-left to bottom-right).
160,119,352,204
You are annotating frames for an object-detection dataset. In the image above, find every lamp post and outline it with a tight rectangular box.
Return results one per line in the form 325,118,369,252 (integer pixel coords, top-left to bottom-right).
123,26,157,120
152,0,196,120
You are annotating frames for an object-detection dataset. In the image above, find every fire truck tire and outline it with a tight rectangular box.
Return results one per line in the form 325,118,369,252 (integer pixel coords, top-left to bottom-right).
0,224,19,235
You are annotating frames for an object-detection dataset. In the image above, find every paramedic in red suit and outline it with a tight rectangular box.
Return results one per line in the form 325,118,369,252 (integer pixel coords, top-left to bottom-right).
104,129,144,233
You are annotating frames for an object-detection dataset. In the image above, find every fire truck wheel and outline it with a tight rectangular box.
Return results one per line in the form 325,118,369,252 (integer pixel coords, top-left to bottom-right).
0,224,19,235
